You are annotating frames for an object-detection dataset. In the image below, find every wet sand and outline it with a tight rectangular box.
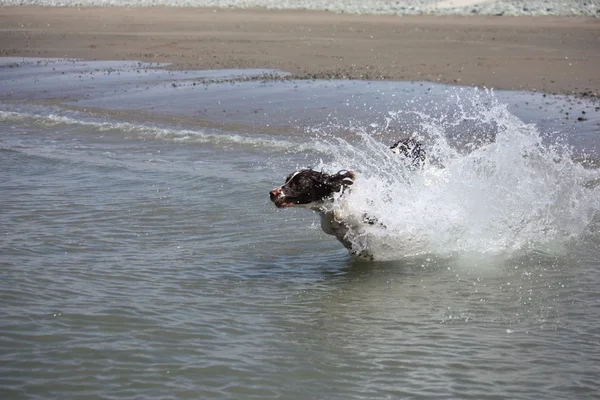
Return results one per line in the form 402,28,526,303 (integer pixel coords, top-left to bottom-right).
1,7,599,97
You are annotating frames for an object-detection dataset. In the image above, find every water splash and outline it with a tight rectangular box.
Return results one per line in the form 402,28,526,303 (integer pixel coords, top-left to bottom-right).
309,90,600,260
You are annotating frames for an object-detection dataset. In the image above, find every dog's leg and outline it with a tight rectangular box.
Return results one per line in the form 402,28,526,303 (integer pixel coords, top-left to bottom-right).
319,211,355,250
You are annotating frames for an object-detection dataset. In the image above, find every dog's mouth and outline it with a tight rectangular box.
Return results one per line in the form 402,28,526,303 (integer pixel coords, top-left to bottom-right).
273,198,294,208
273,195,326,209
270,188,298,208
270,190,293,208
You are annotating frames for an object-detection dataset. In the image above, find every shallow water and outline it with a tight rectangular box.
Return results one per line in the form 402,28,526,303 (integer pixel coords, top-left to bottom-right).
1,58,600,399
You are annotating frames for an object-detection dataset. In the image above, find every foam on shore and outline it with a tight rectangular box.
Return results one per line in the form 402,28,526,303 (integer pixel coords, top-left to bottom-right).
1,0,599,17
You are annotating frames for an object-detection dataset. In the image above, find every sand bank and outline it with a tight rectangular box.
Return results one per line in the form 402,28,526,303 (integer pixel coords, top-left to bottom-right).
1,7,599,96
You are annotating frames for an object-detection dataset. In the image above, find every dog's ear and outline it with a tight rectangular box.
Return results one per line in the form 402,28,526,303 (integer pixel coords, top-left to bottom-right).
327,170,355,192
338,170,355,186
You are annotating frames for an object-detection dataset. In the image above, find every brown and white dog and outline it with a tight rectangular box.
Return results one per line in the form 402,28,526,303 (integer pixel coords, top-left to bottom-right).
269,138,425,257
269,168,364,254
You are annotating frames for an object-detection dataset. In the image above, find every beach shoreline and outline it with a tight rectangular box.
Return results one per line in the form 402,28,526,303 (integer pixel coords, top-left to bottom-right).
1,6,599,97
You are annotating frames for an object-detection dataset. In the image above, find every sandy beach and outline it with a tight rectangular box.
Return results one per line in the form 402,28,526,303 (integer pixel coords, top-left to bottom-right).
1,7,599,97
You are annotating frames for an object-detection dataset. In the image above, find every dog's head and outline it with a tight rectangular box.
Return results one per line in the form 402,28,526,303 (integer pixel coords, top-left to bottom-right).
390,138,426,166
269,169,355,209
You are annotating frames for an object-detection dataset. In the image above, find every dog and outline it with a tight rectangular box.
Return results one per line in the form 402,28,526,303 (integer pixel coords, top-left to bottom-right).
269,168,364,254
269,138,426,258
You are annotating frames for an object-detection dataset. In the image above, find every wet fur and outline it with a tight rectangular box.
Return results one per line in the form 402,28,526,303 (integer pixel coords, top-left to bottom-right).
269,169,363,254
269,139,425,258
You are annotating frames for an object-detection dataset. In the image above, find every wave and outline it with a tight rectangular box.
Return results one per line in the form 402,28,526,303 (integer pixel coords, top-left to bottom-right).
0,107,316,153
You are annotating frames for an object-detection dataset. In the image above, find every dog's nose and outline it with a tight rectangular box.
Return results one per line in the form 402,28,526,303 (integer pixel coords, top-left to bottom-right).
269,188,280,201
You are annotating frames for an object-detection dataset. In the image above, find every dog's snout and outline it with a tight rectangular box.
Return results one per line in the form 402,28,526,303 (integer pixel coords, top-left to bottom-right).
269,188,281,201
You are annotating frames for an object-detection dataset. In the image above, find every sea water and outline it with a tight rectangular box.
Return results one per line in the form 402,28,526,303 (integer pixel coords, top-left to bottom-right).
1,58,600,399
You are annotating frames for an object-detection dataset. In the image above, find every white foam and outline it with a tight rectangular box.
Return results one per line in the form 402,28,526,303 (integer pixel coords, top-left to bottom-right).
1,1,597,17
426,0,495,9
312,91,600,260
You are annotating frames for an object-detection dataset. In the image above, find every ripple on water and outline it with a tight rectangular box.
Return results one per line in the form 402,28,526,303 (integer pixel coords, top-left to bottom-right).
1,66,600,399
